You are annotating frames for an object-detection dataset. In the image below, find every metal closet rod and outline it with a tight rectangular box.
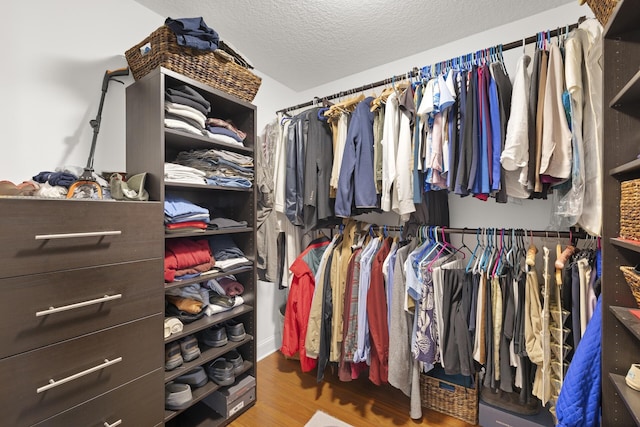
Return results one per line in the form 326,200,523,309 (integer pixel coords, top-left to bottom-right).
353,225,589,240
276,16,586,114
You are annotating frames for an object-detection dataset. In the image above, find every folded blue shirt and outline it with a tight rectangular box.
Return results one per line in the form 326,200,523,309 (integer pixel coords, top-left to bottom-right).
164,196,210,221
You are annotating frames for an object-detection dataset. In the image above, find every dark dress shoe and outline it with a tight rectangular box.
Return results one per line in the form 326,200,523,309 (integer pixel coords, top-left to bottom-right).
207,358,235,386
225,319,246,342
198,325,228,347
224,349,244,374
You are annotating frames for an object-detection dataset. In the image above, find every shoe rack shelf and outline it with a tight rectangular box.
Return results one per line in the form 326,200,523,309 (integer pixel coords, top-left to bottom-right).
165,336,254,383
164,361,254,422
602,0,640,424
126,66,258,426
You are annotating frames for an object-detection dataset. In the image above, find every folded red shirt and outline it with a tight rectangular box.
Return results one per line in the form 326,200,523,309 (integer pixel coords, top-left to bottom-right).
164,238,213,282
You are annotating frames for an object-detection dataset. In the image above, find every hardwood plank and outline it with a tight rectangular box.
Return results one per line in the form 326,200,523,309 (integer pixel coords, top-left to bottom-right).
229,352,473,427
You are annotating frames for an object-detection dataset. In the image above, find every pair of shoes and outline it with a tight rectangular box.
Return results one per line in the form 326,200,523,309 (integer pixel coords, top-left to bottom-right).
175,366,208,388
626,364,640,391
165,382,193,410
165,335,201,370
207,357,235,386
225,349,244,375
164,317,184,339
225,319,246,342
179,335,201,362
199,325,228,348
165,342,183,371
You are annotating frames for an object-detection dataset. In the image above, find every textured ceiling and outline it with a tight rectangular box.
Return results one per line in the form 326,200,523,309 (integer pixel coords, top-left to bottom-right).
134,0,575,91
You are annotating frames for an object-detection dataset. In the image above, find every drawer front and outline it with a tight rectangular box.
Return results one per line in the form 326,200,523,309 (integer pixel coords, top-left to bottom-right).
33,369,164,427
0,199,162,278
0,315,163,426
0,259,163,358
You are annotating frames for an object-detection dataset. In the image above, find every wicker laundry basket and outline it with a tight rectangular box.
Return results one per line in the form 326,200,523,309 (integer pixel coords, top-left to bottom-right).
125,25,261,103
420,373,479,425
620,178,640,241
620,266,640,308
583,0,618,26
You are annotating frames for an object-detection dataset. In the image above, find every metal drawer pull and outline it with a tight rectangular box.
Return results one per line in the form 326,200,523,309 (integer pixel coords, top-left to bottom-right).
34,230,122,240
36,357,123,393
104,420,122,427
36,294,123,317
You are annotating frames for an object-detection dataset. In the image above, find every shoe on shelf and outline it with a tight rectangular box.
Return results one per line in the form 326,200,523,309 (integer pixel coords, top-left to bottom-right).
165,382,193,410
626,364,640,391
225,319,246,342
199,325,228,348
175,366,208,388
207,357,235,386
179,335,201,362
225,349,244,375
165,342,184,371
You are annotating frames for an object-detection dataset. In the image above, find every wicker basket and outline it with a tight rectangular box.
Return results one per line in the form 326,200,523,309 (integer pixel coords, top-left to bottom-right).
620,266,640,307
420,372,479,425
620,178,640,241
584,0,618,26
125,25,261,103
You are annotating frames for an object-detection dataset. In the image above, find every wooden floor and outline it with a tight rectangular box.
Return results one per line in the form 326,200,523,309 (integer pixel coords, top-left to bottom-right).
230,352,474,427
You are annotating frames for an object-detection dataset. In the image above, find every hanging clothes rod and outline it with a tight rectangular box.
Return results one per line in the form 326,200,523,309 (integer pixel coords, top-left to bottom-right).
348,224,589,240
276,16,586,114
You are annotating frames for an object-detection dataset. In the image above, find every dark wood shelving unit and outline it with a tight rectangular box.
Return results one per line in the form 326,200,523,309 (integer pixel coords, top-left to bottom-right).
127,66,258,425
611,237,640,253
602,2,640,424
165,227,254,239
165,306,254,344
610,159,640,177
610,305,640,342
164,265,254,291
610,373,640,425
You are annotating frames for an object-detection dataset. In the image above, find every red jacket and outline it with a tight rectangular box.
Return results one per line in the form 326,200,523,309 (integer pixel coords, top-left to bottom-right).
281,237,330,372
367,237,392,385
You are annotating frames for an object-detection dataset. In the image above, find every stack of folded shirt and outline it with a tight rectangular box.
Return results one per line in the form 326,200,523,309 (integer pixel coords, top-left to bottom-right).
164,238,214,282
207,217,248,230
165,196,210,234
203,275,245,296
164,163,207,185
164,85,212,137
208,235,252,272
205,118,247,147
175,149,254,189
165,283,209,320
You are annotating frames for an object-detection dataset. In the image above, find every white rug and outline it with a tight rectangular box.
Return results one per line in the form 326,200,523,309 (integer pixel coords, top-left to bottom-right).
304,410,354,427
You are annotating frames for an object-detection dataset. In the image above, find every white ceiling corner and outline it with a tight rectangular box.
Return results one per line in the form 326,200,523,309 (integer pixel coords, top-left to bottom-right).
134,0,576,92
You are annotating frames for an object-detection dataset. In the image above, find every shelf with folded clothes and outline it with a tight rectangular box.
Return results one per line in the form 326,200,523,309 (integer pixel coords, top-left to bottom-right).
165,129,254,155
165,336,254,383
165,181,252,192
610,306,640,342
609,373,640,425
165,265,254,291
165,226,254,239
165,304,253,344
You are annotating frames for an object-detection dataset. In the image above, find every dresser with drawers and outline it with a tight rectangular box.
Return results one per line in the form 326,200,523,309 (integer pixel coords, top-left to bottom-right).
0,198,164,426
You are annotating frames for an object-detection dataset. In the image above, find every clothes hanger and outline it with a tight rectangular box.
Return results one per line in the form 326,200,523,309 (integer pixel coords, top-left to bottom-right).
466,228,482,273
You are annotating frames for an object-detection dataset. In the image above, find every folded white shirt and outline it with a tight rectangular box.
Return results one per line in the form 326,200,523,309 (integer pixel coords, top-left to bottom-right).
165,102,206,129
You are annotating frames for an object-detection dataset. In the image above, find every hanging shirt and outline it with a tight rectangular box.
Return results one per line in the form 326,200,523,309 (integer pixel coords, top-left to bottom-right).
329,113,349,197
354,236,382,363
335,97,377,217
381,92,400,212
540,43,572,180
501,54,532,199
396,87,417,220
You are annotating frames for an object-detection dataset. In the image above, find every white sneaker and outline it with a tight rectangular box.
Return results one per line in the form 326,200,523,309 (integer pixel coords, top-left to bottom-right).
625,364,640,391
